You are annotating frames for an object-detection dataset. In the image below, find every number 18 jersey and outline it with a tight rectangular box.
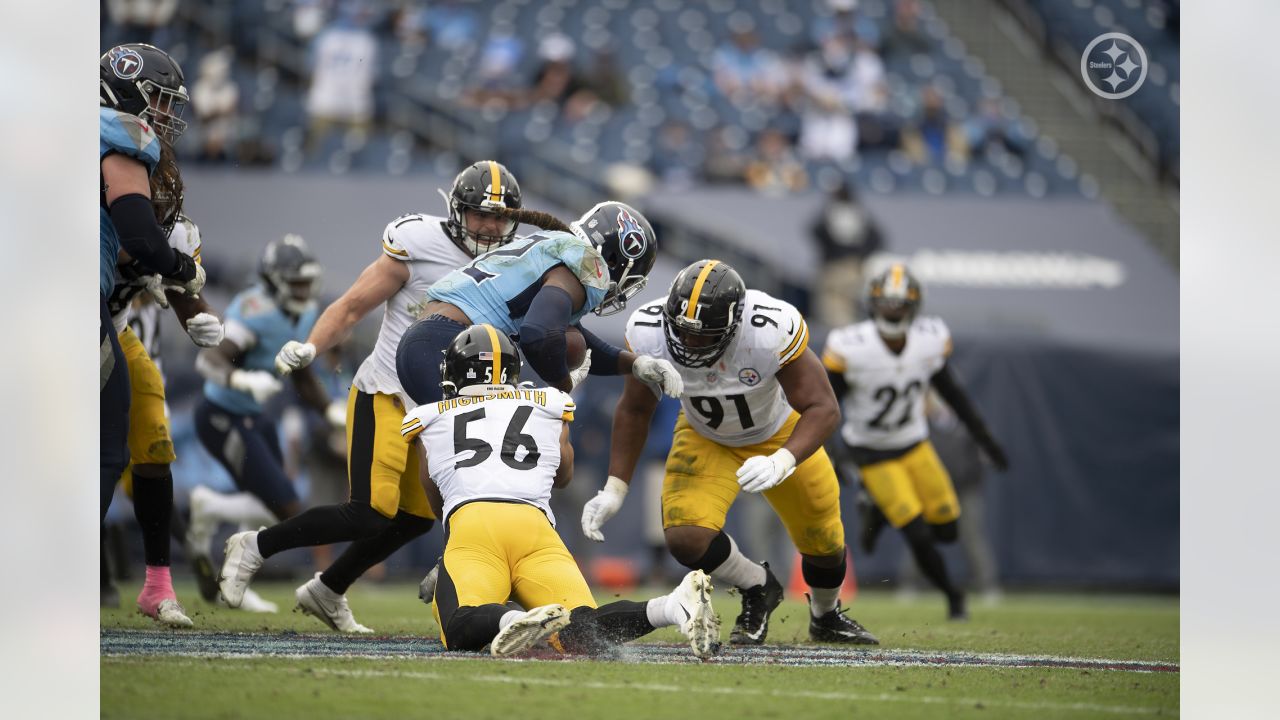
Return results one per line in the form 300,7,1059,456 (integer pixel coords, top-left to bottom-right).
625,290,811,448
822,318,951,451
401,388,575,526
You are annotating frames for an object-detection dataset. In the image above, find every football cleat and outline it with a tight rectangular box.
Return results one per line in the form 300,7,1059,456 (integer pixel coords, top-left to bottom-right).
729,562,783,645
189,551,219,603
491,604,570,657
418,560,440,606
237,587,279,614
142,598,194,629
671,570,721,659
218,530,263,608
807,599,879,645
294,573,372,633
947,592,969,622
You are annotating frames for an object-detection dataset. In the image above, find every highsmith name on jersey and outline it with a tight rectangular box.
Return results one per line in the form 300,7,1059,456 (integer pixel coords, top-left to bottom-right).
352,213,471,402
626,289,811,447
107,216,203,335
400,388,575,526
426,231,611,336
822,317,952,450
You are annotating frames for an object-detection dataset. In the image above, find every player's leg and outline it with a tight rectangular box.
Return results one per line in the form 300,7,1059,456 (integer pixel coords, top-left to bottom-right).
434,503,531,653
660,415,778,645
100,297,131,521
904,441,967,619
395,317,467,406
760,437,877,644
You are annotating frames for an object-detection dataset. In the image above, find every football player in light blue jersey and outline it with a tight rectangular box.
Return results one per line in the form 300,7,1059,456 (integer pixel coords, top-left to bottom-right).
193,236,336,543
396,201,685,405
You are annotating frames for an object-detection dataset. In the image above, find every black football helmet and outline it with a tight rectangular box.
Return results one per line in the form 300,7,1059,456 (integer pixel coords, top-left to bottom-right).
260,234,323,315
867,263,923,338
439,160,523,256
440,324,523,398
570,201,658,317
663,260,746,368
100,43,190,143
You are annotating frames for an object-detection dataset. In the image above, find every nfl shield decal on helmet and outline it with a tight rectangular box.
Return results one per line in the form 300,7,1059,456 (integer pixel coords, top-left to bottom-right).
111,48,144,79
616,208,648,259
738,368,761,386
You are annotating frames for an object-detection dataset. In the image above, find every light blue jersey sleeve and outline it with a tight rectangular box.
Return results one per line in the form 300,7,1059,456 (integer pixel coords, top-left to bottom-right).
204,287,320,415
99,108,163,297
427,231,610,335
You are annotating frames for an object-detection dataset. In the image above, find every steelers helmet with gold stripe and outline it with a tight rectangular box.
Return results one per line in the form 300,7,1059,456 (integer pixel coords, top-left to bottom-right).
440,324,523,398
867,262,923,339
442,160,523,257
663,259,745,368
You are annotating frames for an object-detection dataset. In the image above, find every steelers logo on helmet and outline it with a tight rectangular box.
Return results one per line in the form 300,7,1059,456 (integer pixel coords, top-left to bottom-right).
616,208,648,260
111,48,144,80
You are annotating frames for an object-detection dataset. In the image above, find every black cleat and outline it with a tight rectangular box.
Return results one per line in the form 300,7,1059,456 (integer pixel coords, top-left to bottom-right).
191,553,219,603
729,562,783,645
947,592,969,621
808,600,880,644
857,489,888,555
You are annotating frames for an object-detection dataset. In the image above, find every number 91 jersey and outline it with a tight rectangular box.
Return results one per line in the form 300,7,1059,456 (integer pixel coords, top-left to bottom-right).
401,388,575,526
626,290,811,448
822,317,952,450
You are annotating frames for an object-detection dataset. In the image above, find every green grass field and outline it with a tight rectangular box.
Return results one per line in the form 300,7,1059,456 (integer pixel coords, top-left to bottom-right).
101,580,1178,719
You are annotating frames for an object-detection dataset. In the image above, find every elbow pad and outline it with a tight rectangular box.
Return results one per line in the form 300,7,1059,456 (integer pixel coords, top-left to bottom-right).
519,286,574,383
108,193,185,278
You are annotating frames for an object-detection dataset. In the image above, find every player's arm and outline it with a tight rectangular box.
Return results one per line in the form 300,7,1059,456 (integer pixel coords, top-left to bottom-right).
929,363,1009,470
167,291,225,348
290,366,331,415
101,153,198,285
195,324,283,404
518,267,589,393
553,421,574,488
777,349,842,464
580,374,659,541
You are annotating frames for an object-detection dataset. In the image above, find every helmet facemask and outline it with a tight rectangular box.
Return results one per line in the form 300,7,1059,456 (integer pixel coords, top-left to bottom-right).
138,79,189,143
663,296,740,368
594,258,648,317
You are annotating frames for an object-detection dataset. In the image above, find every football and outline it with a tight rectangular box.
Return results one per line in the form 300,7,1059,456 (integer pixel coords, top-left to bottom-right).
564,326,588,370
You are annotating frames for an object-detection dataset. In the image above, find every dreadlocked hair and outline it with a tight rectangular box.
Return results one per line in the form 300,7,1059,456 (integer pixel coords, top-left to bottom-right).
489,206,572,233
149,138,185,235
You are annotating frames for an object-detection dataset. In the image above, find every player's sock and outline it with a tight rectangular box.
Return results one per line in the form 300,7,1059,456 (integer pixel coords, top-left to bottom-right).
591,600,656,643
645,594,676,628
136,566,177,613
319,512,435,593
902,517,959,598
131,472,173,567
498,609,524,630
802,553,847,618
256,502,390,558
705,533,767,590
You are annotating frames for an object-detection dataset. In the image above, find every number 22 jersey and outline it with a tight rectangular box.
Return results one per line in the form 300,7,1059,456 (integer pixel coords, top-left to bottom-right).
625,289,811,448
401,388,575,526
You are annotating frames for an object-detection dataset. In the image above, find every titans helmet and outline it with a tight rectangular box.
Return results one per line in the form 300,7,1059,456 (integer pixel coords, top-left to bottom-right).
440,324,523,398
570,201,658,317
867,263,923,339
663,260,746,368
439,160,523,257
260,234,323,315
100,43,190,143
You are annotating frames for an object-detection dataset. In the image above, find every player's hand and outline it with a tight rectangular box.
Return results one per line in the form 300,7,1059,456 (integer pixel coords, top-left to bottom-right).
324,400,347,429
229,369,283,404
275,341,316,375
569,349,592,390
164,254,206,297
185,312,224,347
736,449,797,493
142,274,171,308
632,356,684,398
581,476,629,542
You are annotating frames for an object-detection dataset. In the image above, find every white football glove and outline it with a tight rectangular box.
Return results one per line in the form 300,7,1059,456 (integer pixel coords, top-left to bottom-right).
274,341,317,375
324,400,347,429
184,312,224,348
229,369,283,404
569,349,593,390
631,355,684,398
736,449,797,493
142,274,170,308
581,476,629,542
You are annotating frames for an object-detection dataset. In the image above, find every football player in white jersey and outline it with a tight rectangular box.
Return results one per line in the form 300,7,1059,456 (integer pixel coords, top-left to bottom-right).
401,325,719,658
822,263,1008,620
225,162,523,632
583,260,879,646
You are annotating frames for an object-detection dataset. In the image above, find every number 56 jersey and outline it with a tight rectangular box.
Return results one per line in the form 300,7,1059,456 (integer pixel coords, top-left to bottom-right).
822,317,952,451
626,290,811,448
401,388,575,526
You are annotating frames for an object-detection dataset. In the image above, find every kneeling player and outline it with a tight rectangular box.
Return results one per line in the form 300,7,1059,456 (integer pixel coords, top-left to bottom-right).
582,260,878,645
401,325,719,658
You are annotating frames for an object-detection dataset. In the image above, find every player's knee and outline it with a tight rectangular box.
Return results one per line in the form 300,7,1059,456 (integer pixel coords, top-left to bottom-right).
900,515,933,548
931,520,959,544
664,526,717,568
388,511,434,540
338,502,393,537
130,462,169,480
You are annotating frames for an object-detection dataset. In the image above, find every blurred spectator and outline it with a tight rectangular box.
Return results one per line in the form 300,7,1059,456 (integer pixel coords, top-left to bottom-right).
744,129,808,195
650,120,704,189
810,0,881,51
304,5,379,154
395,0,478,53
579,47,629,108
798,33,889,162
965,96,1028,160
293,0,329,40
105,0,177,48
810,181,884,326
712,13,789,106
901,85,969,166
882,0,932,60
703,127,752,185
190,47,240,164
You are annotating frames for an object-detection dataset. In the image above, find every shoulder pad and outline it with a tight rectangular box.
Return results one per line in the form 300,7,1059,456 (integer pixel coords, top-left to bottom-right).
401,403,439,441
168,216,202,261
742,291,809,368
235,287,277,321
625,301,667,355
99,108,161,171
542,231,610,292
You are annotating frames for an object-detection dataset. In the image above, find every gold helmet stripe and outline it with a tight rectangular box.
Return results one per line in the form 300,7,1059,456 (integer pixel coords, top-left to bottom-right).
487,161,503,204
890,263,905,293
482,324,503,383
684,260,721,320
